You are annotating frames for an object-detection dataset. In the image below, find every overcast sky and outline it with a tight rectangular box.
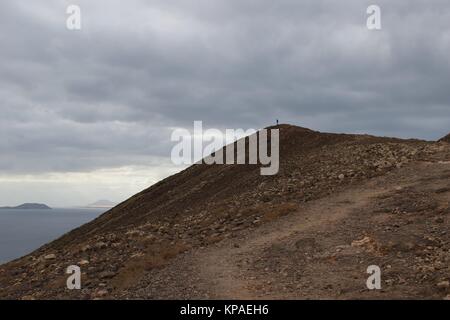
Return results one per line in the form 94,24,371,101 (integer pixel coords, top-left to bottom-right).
0,0,449,207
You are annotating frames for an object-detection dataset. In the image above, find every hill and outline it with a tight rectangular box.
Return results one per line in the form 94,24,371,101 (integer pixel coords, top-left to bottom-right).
0,124,449,300
0,203,51,210
86,200,117,208
439,133,450,143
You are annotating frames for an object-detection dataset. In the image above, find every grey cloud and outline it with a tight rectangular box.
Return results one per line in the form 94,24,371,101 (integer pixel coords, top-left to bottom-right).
0,0,450,175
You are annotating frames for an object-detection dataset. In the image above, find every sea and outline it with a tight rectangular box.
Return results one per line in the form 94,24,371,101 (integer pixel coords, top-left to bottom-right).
0,208,107,264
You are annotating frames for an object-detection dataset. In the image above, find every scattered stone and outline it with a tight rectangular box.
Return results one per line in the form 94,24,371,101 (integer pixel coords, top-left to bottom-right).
435,217,444,224
99,271,116,279
351,237,371,247
437,281,449,290
81,245,91,252
94,242,108,249
93,290,108,298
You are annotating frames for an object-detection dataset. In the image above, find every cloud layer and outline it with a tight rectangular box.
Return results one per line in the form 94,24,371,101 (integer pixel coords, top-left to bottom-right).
1,0,449,205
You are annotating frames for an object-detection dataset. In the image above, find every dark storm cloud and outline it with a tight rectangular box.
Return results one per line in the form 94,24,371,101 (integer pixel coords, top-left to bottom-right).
1,0,449,174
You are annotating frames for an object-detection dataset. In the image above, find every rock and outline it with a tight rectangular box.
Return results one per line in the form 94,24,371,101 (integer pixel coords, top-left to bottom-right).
94,242,108,249
338,174,345,180
44,254,56,260
93,289,108,298
351,237,371,247
435,217,444,224
99,271,116,279
81,245,91,252
131,252,144,258
437,281,449,290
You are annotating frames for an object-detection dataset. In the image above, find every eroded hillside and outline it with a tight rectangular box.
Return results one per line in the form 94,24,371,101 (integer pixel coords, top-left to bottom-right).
0,125,449,299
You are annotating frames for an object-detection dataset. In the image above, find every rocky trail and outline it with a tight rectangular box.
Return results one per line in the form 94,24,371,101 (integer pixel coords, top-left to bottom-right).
177,184,380,299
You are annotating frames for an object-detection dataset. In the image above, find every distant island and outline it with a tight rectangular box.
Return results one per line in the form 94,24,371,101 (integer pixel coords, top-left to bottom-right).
0,203,52,210
86,200,117,208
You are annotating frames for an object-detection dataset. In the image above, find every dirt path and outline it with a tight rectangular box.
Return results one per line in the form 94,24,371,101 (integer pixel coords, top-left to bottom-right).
130,161,449,300
190,180,390,299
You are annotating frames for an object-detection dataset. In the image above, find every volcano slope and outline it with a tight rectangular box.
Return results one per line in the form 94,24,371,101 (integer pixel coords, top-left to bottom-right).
0,125,449,300
440,133,450,143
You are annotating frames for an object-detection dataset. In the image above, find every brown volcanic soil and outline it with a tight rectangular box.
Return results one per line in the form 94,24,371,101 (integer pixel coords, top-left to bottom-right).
0,124,449,300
